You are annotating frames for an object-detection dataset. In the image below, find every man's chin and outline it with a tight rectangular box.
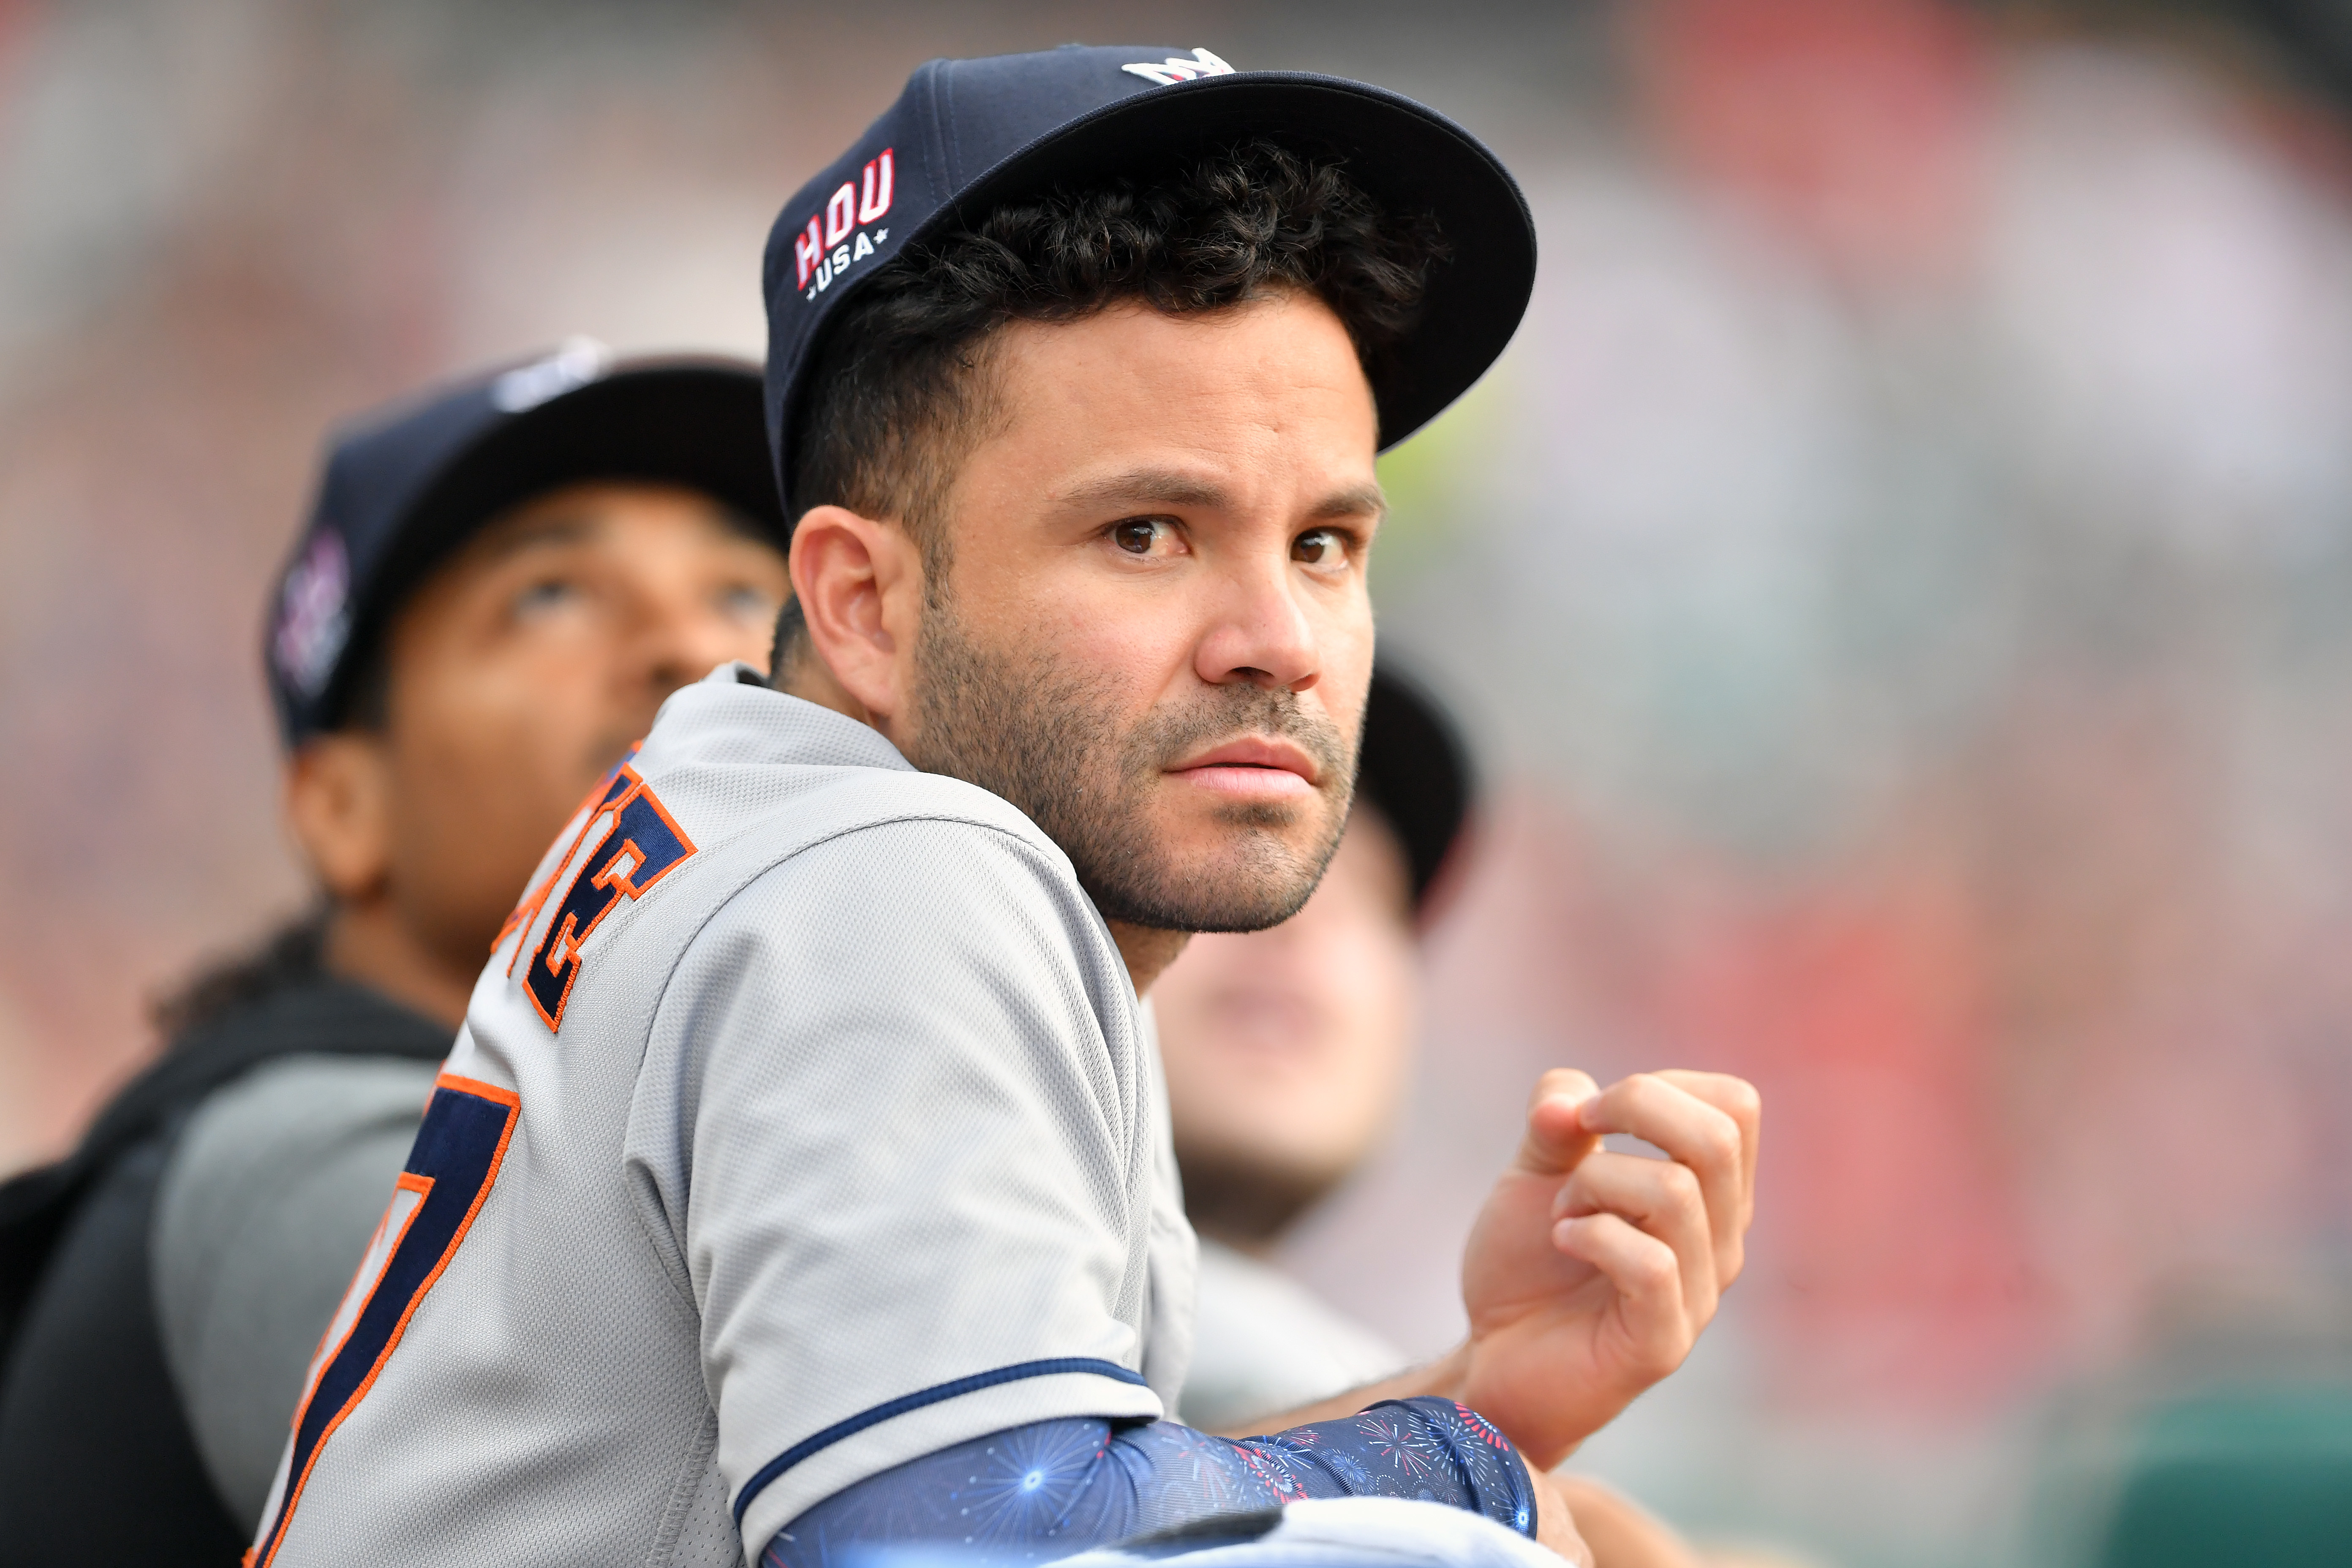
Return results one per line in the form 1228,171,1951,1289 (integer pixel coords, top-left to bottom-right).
1083,839,1327,934
1173,1143,1349,1244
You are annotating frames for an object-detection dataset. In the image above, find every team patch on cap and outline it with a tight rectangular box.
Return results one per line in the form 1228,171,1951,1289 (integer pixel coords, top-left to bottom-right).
273,529,351,699
792,149,897,302
1119,48,1235,86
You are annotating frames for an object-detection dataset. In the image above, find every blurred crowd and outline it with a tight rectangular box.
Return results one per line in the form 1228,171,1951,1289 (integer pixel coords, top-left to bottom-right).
6,1,2352,1564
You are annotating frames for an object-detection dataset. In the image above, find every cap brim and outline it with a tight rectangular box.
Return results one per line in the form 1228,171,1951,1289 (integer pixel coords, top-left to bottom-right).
329,359,782,721
915,72,1537,452
400,359,782,555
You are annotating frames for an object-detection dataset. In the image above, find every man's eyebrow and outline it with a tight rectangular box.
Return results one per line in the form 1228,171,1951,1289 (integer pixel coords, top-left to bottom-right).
1052,468,1233,512
1309,482,1387,522
1051,470,1388,521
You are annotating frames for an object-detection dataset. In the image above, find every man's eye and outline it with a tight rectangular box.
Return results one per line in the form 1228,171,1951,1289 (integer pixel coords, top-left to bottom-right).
514,579,583,618
1111,518,1176,555
716,583,778,621
1292,528,1348,568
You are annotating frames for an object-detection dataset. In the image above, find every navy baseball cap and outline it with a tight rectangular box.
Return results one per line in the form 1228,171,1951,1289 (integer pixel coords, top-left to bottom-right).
761,44,1537,519
1358,663,1475,916
264,339,784,746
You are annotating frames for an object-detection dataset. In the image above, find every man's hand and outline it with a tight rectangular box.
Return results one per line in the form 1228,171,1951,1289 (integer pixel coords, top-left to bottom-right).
1552,1475,1706,1568
1525,1464,1594,1566
1205,1067,1757,1480
1529,1467,1711,1567
1456,1068,1760,1470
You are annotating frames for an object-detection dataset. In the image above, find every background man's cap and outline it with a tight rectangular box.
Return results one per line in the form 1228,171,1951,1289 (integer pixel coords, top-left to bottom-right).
263,339,784,747
761,44,1538,520
1357,663,1475,916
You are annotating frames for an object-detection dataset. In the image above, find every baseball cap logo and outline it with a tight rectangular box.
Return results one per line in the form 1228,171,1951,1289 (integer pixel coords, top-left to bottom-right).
275,529,351,699
1120,48,1235,86
490,335,611,413
795,148,896,298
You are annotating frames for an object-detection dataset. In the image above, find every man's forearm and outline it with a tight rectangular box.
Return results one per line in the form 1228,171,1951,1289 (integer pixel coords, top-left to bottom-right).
765,1397,1538,1568
1204,1358,1705,1568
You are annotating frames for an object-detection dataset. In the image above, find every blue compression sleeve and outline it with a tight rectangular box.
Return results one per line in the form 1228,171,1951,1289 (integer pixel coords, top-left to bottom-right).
761,1397,1537,1568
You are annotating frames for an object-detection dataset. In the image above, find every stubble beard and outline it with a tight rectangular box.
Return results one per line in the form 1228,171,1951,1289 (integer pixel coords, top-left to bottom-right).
904,596,1356,934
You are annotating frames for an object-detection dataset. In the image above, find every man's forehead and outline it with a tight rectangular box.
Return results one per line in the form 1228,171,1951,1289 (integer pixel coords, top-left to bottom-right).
992,292,1377,426
467,481,773,561
976,307,1382,517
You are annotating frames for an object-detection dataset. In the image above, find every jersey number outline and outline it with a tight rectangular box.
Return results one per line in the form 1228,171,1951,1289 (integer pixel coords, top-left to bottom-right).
245,1073,520,1568
519,763,696,1032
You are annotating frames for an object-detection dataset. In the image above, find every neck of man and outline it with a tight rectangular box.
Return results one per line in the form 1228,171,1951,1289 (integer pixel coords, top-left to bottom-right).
775,637,1195,996
322,899,474,1030
1105,922,1190,998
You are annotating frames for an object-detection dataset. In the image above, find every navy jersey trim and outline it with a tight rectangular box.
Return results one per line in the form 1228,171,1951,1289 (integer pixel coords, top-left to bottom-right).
732,1357,1149,1527
248,1075,520,1568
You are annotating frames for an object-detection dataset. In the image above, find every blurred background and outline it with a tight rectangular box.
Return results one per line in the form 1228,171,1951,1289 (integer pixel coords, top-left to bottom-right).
7,0,2352,1562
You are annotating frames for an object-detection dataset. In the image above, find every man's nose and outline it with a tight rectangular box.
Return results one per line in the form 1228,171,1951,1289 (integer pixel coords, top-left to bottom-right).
1193,558,1320,692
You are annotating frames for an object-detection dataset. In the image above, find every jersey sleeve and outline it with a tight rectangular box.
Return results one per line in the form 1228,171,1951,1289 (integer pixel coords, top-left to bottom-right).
632,816,1165,1553
760,1399,1539,1568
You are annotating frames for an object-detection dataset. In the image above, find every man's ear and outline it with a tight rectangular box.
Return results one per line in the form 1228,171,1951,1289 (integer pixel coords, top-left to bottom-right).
285,732,396,903
788,504,922,727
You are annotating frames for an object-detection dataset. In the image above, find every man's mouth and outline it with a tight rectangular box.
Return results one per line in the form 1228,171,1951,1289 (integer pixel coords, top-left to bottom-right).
1165,735,1321,801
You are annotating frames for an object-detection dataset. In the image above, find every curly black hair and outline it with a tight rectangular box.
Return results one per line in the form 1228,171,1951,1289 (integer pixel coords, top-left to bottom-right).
770,138,1444,670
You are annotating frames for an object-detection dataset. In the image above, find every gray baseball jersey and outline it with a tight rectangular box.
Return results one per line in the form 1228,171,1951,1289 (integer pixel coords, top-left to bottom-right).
251,665,1195,1568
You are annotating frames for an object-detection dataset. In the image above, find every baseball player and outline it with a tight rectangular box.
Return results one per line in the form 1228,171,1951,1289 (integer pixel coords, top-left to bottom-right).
0,346,789,1565
255,47,1759,1568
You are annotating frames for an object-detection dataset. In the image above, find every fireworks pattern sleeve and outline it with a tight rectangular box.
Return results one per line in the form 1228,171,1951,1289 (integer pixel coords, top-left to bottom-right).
761,1396,1537,1568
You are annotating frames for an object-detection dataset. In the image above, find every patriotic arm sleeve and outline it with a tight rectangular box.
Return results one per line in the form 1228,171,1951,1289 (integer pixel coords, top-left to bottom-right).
760,1397,1537,1568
